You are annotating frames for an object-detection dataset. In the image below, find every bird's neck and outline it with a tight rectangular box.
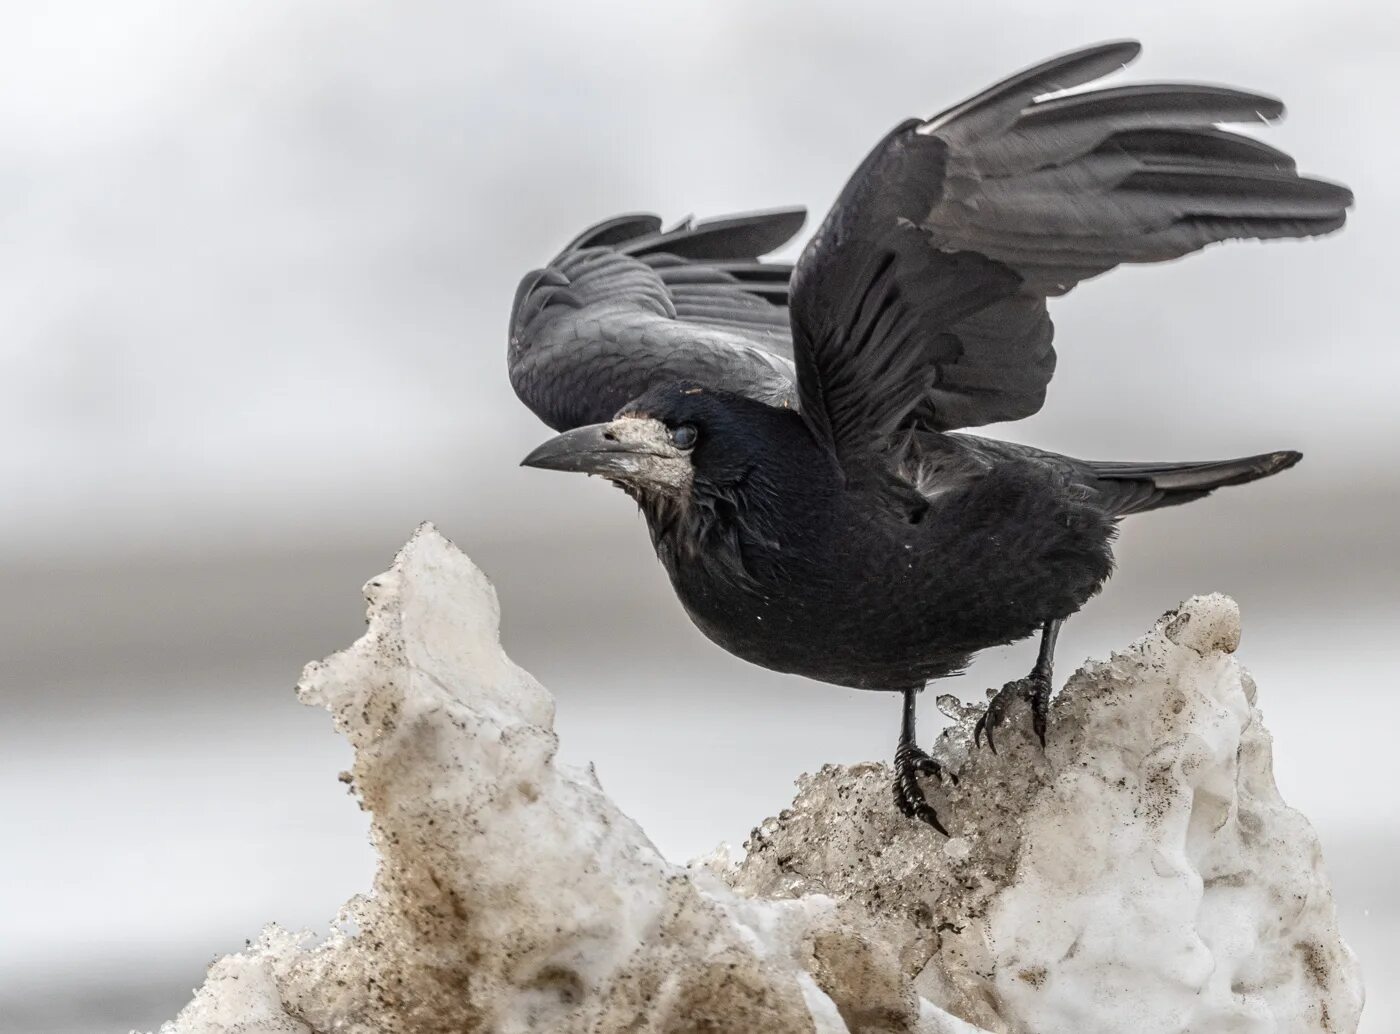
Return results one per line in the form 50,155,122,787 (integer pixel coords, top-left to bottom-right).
637,434,839,589
635,474,775,581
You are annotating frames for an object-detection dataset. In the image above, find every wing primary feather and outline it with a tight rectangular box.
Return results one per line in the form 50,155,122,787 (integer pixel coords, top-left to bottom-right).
621,207,806,260
1097,127,1297,171
1120,167,1353,213
1019,83,1285,127
560,213,662,252
709,261,794,280
920,40,1141,136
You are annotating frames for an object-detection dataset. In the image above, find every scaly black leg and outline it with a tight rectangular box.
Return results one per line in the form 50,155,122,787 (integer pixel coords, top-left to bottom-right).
892,687,955,834
974,619,1062,753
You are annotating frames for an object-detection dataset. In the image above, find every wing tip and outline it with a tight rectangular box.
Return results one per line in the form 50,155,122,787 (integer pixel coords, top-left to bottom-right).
920,39,1143,135
1033,39,1143,80
1249,92,1287,123
1307,175,1356,210
561,212,665,252
627,206,808,260
1092,38,1143,66
702,205,808,248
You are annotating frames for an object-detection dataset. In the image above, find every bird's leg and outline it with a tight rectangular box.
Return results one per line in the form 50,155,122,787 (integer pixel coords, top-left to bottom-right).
892,687,954,834
1027,618,1061,746
974,619,1062,753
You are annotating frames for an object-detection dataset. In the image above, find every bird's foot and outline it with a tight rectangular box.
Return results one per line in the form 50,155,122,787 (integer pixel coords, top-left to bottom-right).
973,671,1052,753
892,741,954,835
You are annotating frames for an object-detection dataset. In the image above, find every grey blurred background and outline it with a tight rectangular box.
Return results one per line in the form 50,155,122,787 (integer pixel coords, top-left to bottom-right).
2,1,1396,1031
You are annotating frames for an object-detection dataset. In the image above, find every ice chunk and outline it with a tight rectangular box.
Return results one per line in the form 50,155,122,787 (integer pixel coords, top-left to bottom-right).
157,525,1362,1034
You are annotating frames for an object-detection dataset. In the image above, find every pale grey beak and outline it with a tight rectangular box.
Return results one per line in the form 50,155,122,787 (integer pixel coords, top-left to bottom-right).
521,417,692,491
521,422,640,476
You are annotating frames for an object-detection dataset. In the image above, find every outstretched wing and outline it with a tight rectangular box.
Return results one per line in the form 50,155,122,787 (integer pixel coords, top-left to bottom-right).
509,209,804,431
789,40,1352,465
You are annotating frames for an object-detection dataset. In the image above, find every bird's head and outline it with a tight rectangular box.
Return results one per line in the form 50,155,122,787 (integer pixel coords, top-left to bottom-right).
520,382,793,504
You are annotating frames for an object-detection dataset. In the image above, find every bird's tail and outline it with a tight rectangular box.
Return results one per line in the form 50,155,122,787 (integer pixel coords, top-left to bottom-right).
1087,450,1302,516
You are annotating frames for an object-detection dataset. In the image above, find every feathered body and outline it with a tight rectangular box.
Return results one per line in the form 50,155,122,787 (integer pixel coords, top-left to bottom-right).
616,387,1112,689
611,383,1299,690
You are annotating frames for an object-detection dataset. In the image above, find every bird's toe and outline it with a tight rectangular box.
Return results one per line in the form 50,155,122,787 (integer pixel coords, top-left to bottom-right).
976,672,1053,753
892,744,951,835
975,684,1016,753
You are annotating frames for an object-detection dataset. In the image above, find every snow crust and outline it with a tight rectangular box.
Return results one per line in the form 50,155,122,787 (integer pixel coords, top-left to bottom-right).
157,524,1362,1034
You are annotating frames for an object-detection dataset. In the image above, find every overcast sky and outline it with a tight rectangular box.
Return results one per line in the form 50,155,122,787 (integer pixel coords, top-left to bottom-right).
2,0,1397,561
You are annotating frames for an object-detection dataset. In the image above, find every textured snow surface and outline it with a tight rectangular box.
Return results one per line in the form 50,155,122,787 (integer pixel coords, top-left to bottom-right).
157,524,1362,1034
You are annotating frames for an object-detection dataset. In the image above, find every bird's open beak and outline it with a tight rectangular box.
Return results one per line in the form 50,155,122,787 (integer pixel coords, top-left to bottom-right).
521,417,691,490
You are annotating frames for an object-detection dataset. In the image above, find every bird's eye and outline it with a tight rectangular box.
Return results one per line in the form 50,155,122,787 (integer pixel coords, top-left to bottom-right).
670,424,698,449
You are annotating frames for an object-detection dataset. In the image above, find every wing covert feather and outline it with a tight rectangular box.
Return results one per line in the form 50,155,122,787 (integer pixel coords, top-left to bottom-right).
509,209,804,431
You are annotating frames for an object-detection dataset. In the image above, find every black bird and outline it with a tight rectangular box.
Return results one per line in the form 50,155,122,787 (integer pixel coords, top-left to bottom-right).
508,42,1350,833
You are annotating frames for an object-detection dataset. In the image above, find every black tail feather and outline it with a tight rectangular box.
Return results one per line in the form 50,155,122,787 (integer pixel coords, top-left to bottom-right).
1089,450,1301,516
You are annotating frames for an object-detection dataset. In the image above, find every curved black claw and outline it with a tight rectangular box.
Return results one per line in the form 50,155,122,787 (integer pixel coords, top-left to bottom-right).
974,672,1052,754
904,742,958,786
893,742,951,835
